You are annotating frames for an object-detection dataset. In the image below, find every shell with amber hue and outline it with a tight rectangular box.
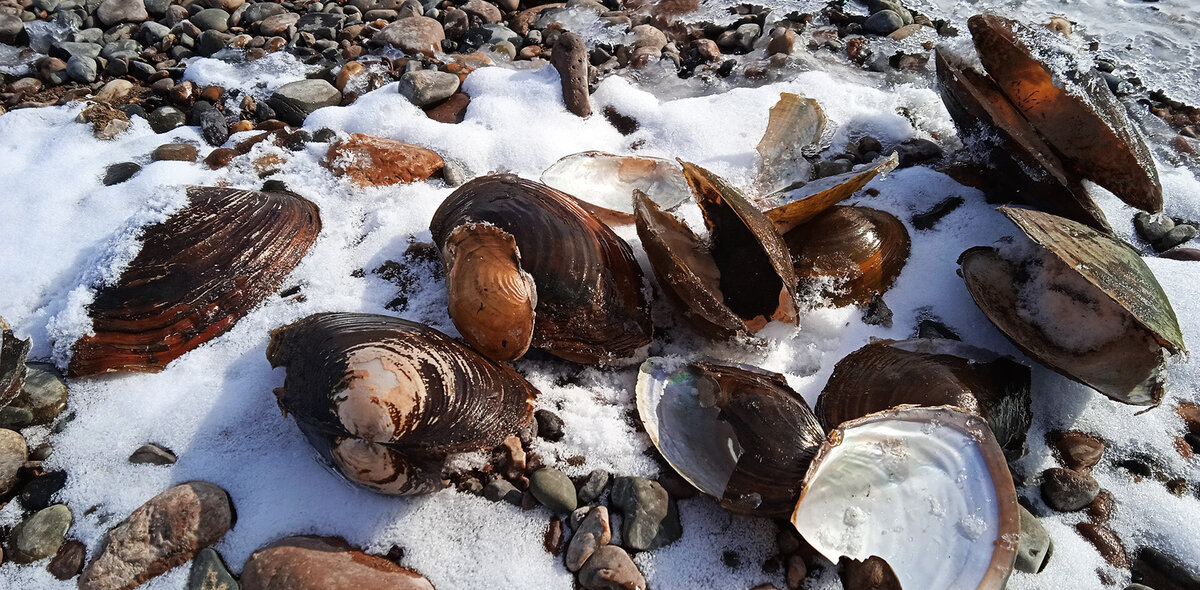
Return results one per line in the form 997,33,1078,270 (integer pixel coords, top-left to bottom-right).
266,312,536,495
69,186,322,378
785,205,910,307
430,174,652,365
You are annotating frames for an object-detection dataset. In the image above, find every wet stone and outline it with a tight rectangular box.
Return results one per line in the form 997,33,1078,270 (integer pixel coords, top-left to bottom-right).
1155,224,1197,252
129,443,178,465
103,162,142,185
864,10,904,35
611,476,682,551
268,79,341,126
910,196,964,230
148,106,187,133
191,8,231,32
1048,431,1105,472
1076,522,1128,568
199,109,229,146
529,468,578,514
1041,467,1100,512
1015,505,1052,573
895,138,942,167
151,143,199,162
397,70,460,107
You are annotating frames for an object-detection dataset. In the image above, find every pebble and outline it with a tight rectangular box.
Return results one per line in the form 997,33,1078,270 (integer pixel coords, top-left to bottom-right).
484,478,523,505
48,540,86,580
611,476,682,551
79,481,234,590
322,133,444,186
95,79,135,103
0,428,27,496
864,10,904,35
0,407,34,430
1048,430,1105,472
372,16,445,56
20,470,68,511
1135,212,1175,243
577,545,646,590
268,79,342,126
693,38,721,61
866,0,913,24
148,105,187,133
103,161,142,185
786,554,807,589
191,8,231,32
199,108,229,146
462,0,501,24
397,70,460,107
767,28,796,55
0,13,22,44
566,506,611,571
630,24,667,51
6,363,67,426
1015,505,1052,573
240,536,434,589
129,443,178,465
187,547,239,590
577,469,610,504
197,30,233,56
896,138,942,167
151,143,200,162
242,2,287,23
257,12,299,36
66,55,98,83
1155,224,1197,252
838,556,900,590
1041,467,1100,512
1076,522,1128,568
551,31,590,117
530,467,578,514
535,409,565,442
7,504,73,564
96,0,149,26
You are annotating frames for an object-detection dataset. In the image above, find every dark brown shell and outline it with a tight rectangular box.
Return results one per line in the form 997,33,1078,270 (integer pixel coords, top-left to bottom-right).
934,49,1111,232
968,14,1161,212
785,206,910,307
430,174,651,365
634,163,798,340
1,315,31,406
266,312,536,495
68,186,321,378
815,338,1032,460
958,208,1182,405
635,358,824,517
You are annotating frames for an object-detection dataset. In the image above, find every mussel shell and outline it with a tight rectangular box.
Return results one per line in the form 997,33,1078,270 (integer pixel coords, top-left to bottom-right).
539,151,691,223
934,49,1111,232
761,153,899,235
430,174,651,365
682,161,798,332
1002,206,1184,353
968,14,1161,212
785,205,910,307
815,338,1032,460
792,406,1018,590
754,93,826,195
69,186,322,378
266,312,535,495
1,315,31,406
636,358,824,516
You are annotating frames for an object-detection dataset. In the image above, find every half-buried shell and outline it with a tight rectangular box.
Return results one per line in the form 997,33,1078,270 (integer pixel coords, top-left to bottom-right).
958,206,1185,405
815,338,1032,460
791,405,1019,590
785,205,910,307
753,93,827,196
539,151,690,225
430,174,652,365
968,14,1161,212
1,315,31,406
266,312,536,495
634,162,798,340
69,186,321,378
636,358,824,516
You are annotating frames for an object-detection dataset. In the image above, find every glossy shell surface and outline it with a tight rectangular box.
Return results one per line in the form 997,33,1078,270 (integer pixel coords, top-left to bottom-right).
785,206,910,307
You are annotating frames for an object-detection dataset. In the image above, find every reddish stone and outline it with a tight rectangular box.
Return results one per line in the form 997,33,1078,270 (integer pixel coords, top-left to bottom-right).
240,536,434,590
424,92,471,124
1075,523,1129,568
323,133,444,186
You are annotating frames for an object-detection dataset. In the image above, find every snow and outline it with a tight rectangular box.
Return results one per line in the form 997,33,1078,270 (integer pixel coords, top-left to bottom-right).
1,15,1199,590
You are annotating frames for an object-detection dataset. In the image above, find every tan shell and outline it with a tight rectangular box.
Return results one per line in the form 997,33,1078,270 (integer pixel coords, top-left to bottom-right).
441,222,536,361
785,205,910,306
968,14,1161,211
266,313,536,495
430,174,652,365
69,186,322,377
761,153,899,235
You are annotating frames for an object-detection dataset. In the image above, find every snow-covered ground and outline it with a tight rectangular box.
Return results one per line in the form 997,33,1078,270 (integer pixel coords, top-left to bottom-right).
2,4,1200,589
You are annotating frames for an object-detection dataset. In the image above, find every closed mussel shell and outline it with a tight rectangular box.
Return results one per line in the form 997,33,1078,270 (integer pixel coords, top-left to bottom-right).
69,186,322,377
266,312,536,495
815,338,1032,459
785,206,910,307
636,358,824,516
430,174,652,365
958,207,1184,405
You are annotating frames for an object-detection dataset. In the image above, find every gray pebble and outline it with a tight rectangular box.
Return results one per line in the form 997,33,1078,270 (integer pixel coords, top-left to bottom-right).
96,0,149,26
103,161,142,185
268,79,342,126
397,70,460,107
529,468,577,514
576,469,609,505
611,476,682,551
565,505,610,572
864,10,904,36
129,443,178,465
191,8,231,32
1041,468,1099,512
7,504,73,564
1156,224,1197,252
1134,212,1175,243
534,409,564,442
199,108,229,146
65,55,97,83
148,105,186,133
9,363,68,426
484,478,523,505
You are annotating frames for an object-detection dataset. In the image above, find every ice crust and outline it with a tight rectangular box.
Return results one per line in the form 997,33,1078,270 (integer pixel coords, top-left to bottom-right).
0,42,1197,590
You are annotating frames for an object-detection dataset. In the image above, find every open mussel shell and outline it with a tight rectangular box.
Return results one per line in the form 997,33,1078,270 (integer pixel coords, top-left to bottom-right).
634,163,798,340
785,205,910,307
266,312,536,495
760,153,899,235
69,186,322,378
968,14,1161,212
934,49,1111,232
539,151,690,224
635,358,824,516
430,174,651,366
816,338,1032,460
1,315,31,405
959,207,1184,405
754,93,826,195
791,406,1019,590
